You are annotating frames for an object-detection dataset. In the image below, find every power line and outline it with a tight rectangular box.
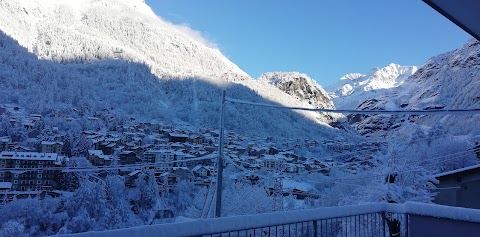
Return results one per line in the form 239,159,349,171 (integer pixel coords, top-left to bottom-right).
226,97,480,115
322,133,476,169
408,147,479,166
337,151,478,182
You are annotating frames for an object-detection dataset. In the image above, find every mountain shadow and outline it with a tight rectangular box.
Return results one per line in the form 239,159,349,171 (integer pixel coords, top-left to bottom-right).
0,31,352,141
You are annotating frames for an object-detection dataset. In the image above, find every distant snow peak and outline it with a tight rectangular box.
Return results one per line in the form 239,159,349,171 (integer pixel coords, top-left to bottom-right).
327,63,417,109
340,73,365,81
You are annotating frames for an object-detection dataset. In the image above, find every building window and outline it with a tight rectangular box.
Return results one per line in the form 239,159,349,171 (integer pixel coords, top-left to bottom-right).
37,180,41,184
39,161,43,164
21,180,26,184
15,165,19,168
45,180,49,185
38,174,42,178
29,181,34,185
13,180,18,184
14,174,18,177
16,160,20,163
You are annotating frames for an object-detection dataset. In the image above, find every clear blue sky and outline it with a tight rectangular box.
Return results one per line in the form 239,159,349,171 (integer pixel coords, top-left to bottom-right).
145,0,471,87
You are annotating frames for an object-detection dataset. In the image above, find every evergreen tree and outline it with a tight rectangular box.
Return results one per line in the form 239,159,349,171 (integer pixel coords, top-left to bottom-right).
62,132,72,157
59,159,80,191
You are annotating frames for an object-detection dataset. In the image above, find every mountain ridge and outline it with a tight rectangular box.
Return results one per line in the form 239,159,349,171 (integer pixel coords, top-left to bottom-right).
347,40,480,137
327,63,418,109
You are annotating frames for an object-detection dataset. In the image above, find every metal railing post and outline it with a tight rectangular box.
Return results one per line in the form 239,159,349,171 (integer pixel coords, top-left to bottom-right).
405,214,409,237
382,212,386,237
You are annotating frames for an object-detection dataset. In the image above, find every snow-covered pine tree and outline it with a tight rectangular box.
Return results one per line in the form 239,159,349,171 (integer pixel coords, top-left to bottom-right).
59,159,80,191
62,132,72,157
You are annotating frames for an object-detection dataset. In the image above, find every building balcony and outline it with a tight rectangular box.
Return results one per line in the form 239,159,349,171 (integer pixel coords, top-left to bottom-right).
58,202,480,237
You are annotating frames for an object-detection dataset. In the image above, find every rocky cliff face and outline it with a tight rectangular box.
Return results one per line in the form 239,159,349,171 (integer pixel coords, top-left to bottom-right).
260,72,334,109
259,72,339,124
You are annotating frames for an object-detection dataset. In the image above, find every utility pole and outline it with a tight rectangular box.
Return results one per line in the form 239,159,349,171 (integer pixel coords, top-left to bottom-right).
272,174,283,211
215,90,226,217
272,177,283,211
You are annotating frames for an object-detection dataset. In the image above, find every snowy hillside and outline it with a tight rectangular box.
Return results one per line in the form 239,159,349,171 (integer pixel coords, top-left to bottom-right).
328,64,417,109
348,40,480,137
259,72,339,124
0,0,342,139
0,0,249,81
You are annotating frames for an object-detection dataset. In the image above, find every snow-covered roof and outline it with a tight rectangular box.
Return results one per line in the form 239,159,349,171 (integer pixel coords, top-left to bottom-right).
0,138,10,143
0,151,58,161
41,141,63,145
145,149,174,154
160,172,172,177
98,155,112,161
0,182,12,189
120,150,135,155
88,150,104,156
192,165,205,172
263,155,278,161
282,179,314,192
169,133,189,138
436,164,480,178
128,170,142,177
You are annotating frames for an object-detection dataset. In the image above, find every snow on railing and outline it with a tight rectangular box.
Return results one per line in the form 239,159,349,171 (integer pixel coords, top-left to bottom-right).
58,202,480,237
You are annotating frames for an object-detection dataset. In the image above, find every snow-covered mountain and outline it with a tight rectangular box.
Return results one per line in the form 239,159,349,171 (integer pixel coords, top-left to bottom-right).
328,64,417,109
347,40,480,137
0,0,343,139
0,0,249,82
259,72,338,124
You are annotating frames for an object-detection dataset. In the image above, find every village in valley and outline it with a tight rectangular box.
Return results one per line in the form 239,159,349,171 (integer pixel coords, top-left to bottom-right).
0,103,384,205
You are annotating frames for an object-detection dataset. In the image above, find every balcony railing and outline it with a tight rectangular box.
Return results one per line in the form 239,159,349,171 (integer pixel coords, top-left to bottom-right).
59,202,480,237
